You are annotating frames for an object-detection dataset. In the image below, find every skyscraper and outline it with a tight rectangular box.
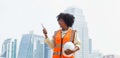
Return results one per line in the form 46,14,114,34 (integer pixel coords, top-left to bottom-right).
18,32,50,58
1,39,10,58
1,39,17,58
17,33,34,58
64,7,90,58
1,39,11,58
11,39,17,58
89,39,92,54
33,35,44,58
44,44,51,58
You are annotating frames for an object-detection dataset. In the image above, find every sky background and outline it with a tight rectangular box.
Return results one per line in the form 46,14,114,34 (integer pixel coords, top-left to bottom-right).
0,0,120,55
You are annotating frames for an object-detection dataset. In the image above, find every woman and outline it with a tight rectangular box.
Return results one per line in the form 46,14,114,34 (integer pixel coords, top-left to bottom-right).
43,13,81,58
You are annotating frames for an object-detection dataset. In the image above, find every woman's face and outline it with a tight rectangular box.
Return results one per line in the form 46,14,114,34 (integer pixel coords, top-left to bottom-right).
58,18,67,28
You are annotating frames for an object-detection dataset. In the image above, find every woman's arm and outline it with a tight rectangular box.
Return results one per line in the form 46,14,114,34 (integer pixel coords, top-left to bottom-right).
44,38,54,49
73,31,81,52
43,27,54,49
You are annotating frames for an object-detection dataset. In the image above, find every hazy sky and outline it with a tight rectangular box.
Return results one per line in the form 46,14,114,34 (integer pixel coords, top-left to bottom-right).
0,0,120,55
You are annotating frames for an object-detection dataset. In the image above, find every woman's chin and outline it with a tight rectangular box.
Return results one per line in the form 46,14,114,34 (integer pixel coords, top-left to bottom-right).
60,26,62,28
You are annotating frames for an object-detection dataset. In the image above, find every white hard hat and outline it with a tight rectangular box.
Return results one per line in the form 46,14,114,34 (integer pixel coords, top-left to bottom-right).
63,42,75,57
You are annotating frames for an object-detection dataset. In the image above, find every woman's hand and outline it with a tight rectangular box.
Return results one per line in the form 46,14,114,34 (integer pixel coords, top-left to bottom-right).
42,24,48,39
64,49,75,55
43,28,47,34
42,28,48,39
64,46,79,55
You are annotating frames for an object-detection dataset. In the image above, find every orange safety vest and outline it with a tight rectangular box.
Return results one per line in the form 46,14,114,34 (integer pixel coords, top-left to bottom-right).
52,29,76,58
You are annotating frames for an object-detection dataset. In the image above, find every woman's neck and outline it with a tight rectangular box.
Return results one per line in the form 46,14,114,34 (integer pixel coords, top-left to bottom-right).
62,27,69,31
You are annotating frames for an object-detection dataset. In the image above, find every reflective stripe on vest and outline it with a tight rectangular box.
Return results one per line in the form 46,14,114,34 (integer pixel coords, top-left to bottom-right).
53,52,61,55
70,30,76,42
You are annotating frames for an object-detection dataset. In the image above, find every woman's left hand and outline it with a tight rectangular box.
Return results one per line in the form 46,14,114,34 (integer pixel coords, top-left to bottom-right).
64,49,75,55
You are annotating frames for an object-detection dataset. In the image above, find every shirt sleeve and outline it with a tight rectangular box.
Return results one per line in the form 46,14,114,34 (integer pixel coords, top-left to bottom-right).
44,38,54,49
74,31,81,49
44,31,57,49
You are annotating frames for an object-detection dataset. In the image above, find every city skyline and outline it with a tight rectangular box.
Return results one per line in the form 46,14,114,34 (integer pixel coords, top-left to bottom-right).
0,32,120,58
0,0,120,55
0,31,101,58
0,32,51,58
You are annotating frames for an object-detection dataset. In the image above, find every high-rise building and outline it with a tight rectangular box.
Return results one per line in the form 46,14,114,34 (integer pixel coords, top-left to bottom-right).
44,44,51,58
33,35,44,58
89,39,92,54
1,39,17,58
11,39,17,58
1,39,11,58
64,7,90,58
17,33,34,58
18,32,51,58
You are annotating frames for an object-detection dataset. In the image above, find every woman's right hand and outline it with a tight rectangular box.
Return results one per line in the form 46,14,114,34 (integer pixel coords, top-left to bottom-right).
43,28,47,34
42,28,48,39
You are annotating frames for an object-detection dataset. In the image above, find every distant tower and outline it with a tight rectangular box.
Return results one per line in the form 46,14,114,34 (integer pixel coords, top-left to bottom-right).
89,39,92,54
64,7,90,58
1,39,17,58
33,35,44,58
17,32,34,58
11,39,17,58
44,44,51,58
18,32,51,58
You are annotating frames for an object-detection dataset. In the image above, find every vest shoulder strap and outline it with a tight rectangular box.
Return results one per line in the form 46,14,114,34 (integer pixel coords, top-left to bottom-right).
71,30,76,43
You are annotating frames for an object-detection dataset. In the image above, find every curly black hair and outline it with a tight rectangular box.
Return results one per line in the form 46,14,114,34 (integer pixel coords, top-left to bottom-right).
57,13,75,27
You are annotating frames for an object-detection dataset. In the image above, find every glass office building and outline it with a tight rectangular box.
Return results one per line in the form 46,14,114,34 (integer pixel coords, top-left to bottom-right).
1,39,17,58
18,32,51,58
44,44,51,58
17,33,34,58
